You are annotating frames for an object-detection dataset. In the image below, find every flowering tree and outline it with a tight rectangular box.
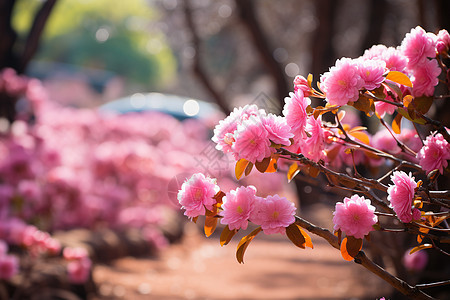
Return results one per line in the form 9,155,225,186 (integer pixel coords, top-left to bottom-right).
178,26,450,299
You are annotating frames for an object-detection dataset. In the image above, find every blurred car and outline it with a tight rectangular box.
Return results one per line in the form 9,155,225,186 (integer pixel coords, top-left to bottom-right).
98,92,222,121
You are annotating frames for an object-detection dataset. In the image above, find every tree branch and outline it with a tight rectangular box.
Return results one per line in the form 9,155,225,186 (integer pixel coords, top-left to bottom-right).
19,0,58,73
183,0,230,114
234,0,289,112
294,216,435,299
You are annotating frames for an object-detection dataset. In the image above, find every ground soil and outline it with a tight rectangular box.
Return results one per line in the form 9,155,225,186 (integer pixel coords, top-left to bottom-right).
92,203,393,300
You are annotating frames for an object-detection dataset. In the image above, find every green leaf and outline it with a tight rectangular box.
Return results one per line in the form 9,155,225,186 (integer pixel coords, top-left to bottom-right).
220,225,238,246
236,227,262,264
386,71,413,87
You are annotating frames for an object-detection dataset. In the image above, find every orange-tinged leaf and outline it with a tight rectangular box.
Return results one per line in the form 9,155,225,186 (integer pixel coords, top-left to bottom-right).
204,215,218,237
235,159,249,180
265,158,277,173
245,161,253,176
397,108,426,124
287,163,300,182
220,225,238,246
309,165,320,178
286,223,306,249
300,226,313,249
340,236,363,261
192,216,198,224
392,113,402,134
236,227,262,264
351,96,375,115
214,191,226,204
403,95,414,107
383,81,403,99
386,71,413,87
412,96,433,114
409,244,432,254
417,226,429,243
255,157,271,173
307,73,313,87
349,131,370,145
348,126,367,133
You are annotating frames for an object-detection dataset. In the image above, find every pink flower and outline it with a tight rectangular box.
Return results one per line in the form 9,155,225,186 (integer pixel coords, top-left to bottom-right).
67,257,92,284
375,100,397,118
251,194,296,235
320,58,364,106
0,254,19,280
363,45,387,60
212,113,238,154
403,248,428,272
411,59,441,97
332,195,377,239
282,90,310,138
293,75,311,96
417,132,450,174
177,173,219,218
372,129,401,154
232,116,272,163
212,105,264,153
261,113,293,146
381,47,407,72
220,186,258,230
301,116,325,162
387,171,417,223
63,247,89,261
401,26,436,70
357,59,386,90
436,29,450,54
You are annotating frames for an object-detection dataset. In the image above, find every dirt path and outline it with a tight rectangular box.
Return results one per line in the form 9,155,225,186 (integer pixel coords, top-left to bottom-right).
93,221,391,300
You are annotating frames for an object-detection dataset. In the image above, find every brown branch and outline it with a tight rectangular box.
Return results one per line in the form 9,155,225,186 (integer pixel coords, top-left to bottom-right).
294,216,434,299
182,0,230,114
234,0,289,112
18,0,58,73
279,147,389,192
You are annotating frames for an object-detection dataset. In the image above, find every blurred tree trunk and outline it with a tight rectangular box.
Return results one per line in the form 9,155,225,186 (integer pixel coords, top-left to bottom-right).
0,0,18,70
0,0,58,123
183,0,231,114
235,0,289,112
361,0,387,52
311,0,339,80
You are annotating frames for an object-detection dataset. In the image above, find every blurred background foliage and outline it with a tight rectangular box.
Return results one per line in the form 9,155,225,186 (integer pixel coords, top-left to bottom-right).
12,0,176,89
3,0,449,111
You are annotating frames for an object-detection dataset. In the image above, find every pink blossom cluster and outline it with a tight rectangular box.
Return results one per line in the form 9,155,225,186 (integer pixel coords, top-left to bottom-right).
1,69,242,282
332,195,378,239
387,171,421,223
212,104,293,163
417,132,450,175
63,247,92,284
0,240,19,280
178,174,296,235
0,218,61,256
319,27,446,108
400,26,442,97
